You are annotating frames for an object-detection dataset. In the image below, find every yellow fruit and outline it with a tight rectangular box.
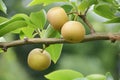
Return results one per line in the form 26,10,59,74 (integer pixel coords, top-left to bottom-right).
27,48,51,71
61,21,85,43
47,7,68,31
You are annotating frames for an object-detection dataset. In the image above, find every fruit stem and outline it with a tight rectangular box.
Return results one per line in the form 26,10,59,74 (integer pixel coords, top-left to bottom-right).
84,7,89,16
35,28,42,37
74,14,78,21
42,44,50,52
41,49,44,53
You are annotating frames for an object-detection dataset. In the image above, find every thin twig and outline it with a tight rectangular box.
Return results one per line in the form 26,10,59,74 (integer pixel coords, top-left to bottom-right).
79,15,95,33
79,7,95,34
84,7,90,16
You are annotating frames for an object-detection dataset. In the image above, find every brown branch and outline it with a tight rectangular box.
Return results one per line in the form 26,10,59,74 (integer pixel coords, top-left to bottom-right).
79,7,95,34
0,33,120,50
79,15,95,34
67,8,95,34
84,7,89,16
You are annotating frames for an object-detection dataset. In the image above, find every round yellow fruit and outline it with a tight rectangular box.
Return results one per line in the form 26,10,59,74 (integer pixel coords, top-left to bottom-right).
27,48,51,71
47,7,68,31
61,21,85,43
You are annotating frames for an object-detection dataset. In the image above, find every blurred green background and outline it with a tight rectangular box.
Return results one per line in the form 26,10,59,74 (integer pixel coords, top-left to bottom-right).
0,0,120,80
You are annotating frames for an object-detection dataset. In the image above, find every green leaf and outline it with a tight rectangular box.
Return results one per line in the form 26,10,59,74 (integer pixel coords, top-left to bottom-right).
16,27,34,39
0,0,7,14
0,17,8,23
19,27,34,39
105,17,120,23
0,14,32,37
12,28,21,34
0,17,23,30
0,20,27,37
0,14,29,30
30,9,47,29
45,69,84,80
42,25,62,63
61,4,73,13
41,25,59,38
12,14,30,24
28,0,67,6
46,44,63,63
19,31,25,40
94,2,116,19
78,0,97,13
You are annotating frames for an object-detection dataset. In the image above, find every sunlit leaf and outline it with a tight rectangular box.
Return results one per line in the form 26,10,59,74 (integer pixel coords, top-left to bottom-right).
41,25,59,38
0,21,27,37
0,14,33,37
46,44,63,63
105,17,120,23
42,25,62,63
28,0,67,6
12,29,21,34
30,9,46,29
12,14,30,24
45,69,84,80
0,14,29,30
0,17,8,23
94,2,116,19
12,14,36,29
78,0,97,13
0,0,7,14
13,26,34,39
19,27,34,39
19,31,25,40
0,17,23,30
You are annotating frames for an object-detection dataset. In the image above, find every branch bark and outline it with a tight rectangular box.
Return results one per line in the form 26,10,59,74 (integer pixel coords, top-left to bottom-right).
79,7,95,34
0,33,120,50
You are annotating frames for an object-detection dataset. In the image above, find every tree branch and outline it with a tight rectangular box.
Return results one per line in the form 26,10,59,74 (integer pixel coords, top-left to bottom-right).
0,33,120,50
80,15,95,33
79,7,95,34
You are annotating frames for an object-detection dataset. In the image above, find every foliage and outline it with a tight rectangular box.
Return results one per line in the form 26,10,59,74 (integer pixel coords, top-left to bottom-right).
0,0,7,14
45,69,84,80
0,0,120,80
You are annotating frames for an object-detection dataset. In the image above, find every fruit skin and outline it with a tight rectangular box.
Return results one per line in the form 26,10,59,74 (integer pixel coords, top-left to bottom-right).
27,48,51,71
86,74,106,80
47,7,68,31
61,21,85,43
